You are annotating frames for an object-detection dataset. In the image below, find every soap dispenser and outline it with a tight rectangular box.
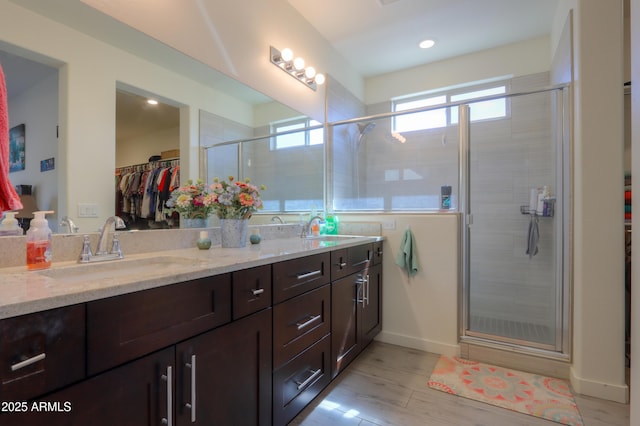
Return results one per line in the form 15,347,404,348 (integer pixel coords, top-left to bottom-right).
0,211,22,236
26,210,54,270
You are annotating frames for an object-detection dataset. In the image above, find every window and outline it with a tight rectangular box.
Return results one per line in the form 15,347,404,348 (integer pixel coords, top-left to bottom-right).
272,118,323,149
393,83,508,133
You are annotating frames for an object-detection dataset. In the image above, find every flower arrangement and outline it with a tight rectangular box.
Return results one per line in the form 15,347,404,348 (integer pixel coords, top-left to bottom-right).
209,176,265,219
165,179,217,219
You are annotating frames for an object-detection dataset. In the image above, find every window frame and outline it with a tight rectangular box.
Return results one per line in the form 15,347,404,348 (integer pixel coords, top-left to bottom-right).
392,81,511,133
271,117,323,150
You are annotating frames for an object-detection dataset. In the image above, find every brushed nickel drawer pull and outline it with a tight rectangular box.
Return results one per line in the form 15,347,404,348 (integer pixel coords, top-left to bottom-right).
352,259,369,267
161,366,173,426
11,352,46,371
296,270,321,280
336,262,347,268
295,368,322,390
185,355,197,423
252,288,265,296
296,314,321,330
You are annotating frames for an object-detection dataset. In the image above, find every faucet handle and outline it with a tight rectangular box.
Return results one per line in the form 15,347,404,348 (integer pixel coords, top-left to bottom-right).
79,235,93,263
110,233,124,258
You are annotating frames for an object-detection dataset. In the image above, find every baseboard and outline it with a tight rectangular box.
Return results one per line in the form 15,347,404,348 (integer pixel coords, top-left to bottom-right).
570,366,629,404
375,331,459,356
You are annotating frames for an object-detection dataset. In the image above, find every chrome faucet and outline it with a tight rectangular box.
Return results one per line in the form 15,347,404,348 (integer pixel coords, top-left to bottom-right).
271,215,284,224
59,216,79,233
301,215,323,238
79,216,126,263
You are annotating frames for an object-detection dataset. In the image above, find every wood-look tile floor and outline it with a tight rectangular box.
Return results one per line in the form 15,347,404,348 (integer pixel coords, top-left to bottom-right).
290,342,630,426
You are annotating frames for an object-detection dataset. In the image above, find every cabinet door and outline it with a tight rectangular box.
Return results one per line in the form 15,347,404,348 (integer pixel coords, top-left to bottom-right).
0,304,85,401
87,274,231,375
176,308,272,425
0,347,175,426
360,263,382,349
331,273,362,378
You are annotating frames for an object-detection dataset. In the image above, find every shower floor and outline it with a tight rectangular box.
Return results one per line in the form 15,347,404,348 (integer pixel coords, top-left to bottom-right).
470,315,553,346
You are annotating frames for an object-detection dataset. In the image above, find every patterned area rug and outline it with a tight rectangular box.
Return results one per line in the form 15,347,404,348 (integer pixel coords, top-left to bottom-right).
427,356,583,426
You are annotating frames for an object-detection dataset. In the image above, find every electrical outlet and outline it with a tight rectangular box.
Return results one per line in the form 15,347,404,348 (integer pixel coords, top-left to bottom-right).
78,203,99,218
382,219,396,230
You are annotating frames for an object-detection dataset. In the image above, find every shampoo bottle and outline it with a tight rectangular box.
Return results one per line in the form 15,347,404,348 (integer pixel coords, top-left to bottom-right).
0,211,22,236
26,210,54,270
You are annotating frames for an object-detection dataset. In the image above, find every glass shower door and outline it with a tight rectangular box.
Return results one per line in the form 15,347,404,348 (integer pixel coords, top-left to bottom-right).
462,88,567,352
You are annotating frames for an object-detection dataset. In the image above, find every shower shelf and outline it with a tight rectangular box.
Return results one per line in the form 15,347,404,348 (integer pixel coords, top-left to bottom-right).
520,204,554,217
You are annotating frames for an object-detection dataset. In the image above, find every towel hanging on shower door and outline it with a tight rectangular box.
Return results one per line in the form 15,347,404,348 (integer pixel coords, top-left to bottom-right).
526,215,539,258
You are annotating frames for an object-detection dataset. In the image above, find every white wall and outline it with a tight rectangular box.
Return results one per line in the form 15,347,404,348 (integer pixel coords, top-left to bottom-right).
6,72,59,229
568,0,627,403
116,127,179,168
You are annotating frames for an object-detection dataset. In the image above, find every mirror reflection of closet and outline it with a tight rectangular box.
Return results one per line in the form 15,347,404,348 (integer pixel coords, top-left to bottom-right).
115,87,180,230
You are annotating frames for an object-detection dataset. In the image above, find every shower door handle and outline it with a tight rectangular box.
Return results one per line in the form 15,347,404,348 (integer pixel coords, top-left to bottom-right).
466,214,474,227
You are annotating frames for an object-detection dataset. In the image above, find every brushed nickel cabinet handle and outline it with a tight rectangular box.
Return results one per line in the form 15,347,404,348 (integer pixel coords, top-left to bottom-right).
252,288,265,296
295,368,322,390
185,355,196,423
296,270,321,280
296,314,321,330
336,262,347,268
161,366,173,426
11,352,46,371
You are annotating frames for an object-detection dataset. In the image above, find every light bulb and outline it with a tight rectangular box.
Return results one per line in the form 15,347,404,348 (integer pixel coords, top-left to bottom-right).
419,39,435,49
315,73,325,85
281,48,293,62
293,57,305,71
304,66,316,79
147,99,158,105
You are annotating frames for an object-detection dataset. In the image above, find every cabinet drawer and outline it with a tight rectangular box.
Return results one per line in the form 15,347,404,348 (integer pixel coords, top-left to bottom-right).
273,284,330,368
273,334,331,426
0,304,85,401
273,252,330,303
232,265,272,320
331,243,373,280
87,274,231,375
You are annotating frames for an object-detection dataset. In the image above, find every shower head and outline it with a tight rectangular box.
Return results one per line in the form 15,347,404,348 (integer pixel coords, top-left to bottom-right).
358,121,376,136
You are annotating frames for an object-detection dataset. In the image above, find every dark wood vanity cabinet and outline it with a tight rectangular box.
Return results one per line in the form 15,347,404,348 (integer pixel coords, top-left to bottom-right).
0,304,85,402
176,307,272,425
0,240,382,426
331,243,382,378
272,254,332,426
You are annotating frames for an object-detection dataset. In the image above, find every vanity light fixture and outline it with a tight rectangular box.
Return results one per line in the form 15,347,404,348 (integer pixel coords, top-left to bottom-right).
270,46,325,91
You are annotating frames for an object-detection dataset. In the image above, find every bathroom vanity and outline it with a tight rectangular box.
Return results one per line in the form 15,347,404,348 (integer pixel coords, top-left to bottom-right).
0,235,383,426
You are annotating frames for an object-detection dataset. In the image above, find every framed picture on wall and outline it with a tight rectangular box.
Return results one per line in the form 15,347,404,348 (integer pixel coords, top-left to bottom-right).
9,123,25,172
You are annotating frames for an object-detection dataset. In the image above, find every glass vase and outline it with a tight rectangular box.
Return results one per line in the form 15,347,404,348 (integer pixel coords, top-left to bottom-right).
220,219,248,248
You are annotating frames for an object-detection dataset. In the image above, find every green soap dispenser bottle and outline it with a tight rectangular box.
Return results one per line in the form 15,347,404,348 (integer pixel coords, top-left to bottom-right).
324,213,338,235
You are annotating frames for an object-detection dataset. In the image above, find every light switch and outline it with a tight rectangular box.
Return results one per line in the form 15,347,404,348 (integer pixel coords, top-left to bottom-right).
78,203,99,218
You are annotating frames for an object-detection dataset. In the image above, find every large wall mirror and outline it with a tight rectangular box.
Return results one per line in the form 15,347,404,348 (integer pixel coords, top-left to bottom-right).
0,27,319,233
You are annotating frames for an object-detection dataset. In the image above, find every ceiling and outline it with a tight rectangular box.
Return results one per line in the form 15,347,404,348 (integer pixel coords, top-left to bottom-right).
288,0,558,77
1,0,559,138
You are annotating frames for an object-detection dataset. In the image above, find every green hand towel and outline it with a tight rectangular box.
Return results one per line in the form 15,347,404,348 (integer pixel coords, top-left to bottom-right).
395,228,418,277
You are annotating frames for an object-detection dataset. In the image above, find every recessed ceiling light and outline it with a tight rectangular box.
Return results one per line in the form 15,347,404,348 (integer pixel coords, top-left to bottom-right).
147,99,158,105
419,39,435,49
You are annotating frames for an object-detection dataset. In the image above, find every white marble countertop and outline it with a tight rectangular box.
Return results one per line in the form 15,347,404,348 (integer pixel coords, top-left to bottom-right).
0,235,382,320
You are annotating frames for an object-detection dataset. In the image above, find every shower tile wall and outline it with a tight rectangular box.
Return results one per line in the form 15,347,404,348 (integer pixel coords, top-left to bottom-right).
469,72,557,339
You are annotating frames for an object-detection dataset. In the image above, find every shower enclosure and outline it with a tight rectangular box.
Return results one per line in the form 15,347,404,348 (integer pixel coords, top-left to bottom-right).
460,84,570,354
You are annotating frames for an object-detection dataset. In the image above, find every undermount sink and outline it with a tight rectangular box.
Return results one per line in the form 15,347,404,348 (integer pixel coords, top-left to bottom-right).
38,256,198,283
304,235,363,241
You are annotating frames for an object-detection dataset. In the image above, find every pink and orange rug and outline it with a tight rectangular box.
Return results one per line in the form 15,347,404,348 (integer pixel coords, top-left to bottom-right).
427,356,583,426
